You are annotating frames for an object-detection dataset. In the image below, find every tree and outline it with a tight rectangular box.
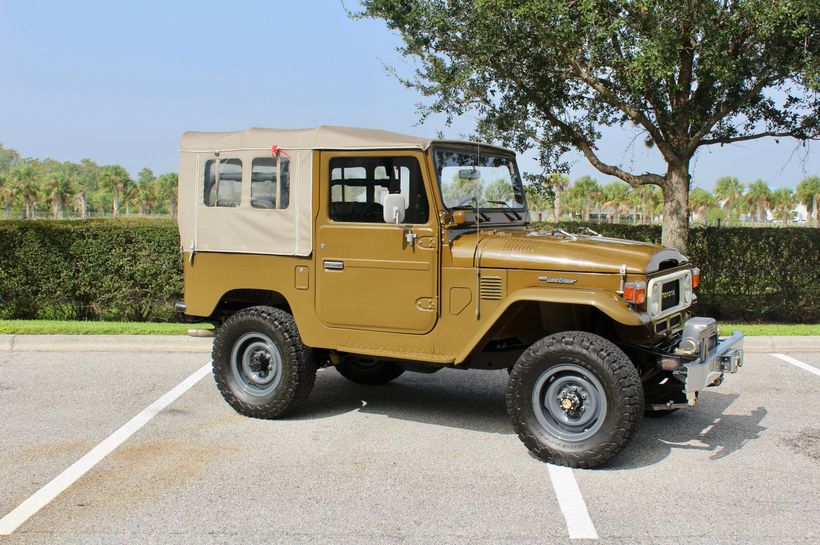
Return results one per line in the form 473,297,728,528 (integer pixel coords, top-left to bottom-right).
357,0,819,252
713,176,745,225
98,165,132,217
157,172,179,217
72,159,99,219
796,175,820,226
688,187,713,225
8,161,39,219
744,180,772,223
41,162,74,219
131,167,159,215
546,172,569,222
602,180,630,223
0,143,20,173
570,176,601,222
770,187,797,222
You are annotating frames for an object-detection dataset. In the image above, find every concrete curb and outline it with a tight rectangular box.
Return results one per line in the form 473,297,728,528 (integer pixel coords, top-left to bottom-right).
0,334,212,352
0,334,819,353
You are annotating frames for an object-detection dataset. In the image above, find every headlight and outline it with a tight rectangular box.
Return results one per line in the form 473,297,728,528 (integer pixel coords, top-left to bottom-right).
683,272,692,304
649,283,661,316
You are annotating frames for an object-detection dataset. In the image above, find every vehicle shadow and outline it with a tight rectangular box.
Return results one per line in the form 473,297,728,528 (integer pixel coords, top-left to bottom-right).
609,393,768,469
294,367,514,435
296,369,768,467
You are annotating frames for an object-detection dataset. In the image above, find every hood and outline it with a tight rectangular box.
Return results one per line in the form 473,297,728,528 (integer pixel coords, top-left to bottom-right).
450,229,686,274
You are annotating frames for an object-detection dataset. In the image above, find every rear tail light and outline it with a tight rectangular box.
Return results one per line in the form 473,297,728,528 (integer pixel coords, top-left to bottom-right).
692,268,700,288
623,281,646,304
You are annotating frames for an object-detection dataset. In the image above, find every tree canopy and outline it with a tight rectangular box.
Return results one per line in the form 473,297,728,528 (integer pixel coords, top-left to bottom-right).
358,0,819,251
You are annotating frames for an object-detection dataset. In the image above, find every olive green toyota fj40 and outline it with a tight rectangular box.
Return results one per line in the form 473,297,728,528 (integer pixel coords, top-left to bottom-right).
176,126,744,468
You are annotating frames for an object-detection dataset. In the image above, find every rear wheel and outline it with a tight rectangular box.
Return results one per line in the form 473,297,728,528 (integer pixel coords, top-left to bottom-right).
212,306,316,418
335,356,404,385
507,331,643,468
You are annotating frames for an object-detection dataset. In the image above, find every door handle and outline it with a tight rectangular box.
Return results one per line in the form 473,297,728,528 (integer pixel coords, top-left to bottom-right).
323,260,344,271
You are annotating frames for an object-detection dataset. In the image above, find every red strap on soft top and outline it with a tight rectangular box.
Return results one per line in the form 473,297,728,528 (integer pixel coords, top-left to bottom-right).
271,145,291,159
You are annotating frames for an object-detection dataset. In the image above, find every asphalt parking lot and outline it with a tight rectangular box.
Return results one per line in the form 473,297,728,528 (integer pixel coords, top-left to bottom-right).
1,348,818,544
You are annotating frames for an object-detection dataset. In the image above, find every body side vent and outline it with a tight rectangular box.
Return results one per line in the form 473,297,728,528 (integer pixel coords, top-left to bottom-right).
479,276,504,300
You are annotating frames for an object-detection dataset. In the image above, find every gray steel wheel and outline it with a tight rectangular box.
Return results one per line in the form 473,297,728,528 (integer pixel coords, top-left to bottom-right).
212,306,316,419
230,332,283,397
531,364,608,442
507,331,644,468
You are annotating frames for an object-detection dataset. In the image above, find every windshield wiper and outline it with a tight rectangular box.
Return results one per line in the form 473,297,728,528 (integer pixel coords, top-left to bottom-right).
487,200,523,221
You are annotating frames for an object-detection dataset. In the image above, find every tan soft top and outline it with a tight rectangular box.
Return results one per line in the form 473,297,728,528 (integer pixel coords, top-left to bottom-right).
180,125,434,152
178,126,515,257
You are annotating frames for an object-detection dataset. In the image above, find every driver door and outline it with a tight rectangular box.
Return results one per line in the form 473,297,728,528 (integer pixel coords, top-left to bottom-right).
315,151,438,334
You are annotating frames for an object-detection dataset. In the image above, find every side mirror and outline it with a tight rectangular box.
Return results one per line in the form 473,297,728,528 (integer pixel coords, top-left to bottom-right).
382,194,406,224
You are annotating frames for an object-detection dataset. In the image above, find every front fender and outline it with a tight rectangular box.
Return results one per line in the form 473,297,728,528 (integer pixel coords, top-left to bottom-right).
455,287,649,364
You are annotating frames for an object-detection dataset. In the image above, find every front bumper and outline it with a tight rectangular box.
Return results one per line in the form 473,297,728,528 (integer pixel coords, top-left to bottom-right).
680,328,744,405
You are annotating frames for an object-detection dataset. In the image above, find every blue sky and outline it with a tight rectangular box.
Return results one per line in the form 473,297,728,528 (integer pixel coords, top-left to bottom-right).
1,0,816,190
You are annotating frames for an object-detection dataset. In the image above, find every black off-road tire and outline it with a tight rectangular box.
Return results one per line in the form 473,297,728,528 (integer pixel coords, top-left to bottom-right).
507,331,644,468
335,358,405,385
212,306,316,419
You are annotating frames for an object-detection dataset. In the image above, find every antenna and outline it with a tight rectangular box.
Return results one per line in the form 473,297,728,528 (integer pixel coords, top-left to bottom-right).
475,141,481,320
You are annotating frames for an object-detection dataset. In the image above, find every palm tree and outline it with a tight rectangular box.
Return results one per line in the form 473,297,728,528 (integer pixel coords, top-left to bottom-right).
545,172,569,222
41,165,74,219
156,173,179,216
571,176,601,222
713,176,745,225
8,161,39,220
602,181,629,224
688,187,713,225
631,185,659,225
796,176,820,227
744,180,771,224
770,188,797,223
98,165,132,217
0,173,12,218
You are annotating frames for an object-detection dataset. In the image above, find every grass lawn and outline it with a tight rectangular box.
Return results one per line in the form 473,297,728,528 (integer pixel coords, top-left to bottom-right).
0,320,214,335
0,320,816,336
718,323,820,336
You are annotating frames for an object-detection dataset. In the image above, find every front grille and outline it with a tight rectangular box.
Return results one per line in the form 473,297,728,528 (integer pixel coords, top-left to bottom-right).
661,279,680,311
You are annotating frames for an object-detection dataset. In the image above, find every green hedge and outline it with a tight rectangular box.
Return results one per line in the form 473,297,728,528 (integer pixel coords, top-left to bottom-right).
532,222,820,323
1,219,817,323
0,219,182,321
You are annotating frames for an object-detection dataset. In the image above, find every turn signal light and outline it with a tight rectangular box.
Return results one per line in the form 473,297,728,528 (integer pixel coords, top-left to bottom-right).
692,268,700,288
623,281,646,304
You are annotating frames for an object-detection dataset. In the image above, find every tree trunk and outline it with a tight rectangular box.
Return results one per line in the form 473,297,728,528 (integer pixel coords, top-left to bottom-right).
112,186,119,218
813,194,818,227
23,194,31,220
553,191,560,222
661,162,690,253
79,191,87,219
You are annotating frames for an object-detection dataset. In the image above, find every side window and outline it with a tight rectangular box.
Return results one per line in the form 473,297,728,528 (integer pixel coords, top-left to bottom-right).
204,158,242,207
251,157,290,209
329,157,429,224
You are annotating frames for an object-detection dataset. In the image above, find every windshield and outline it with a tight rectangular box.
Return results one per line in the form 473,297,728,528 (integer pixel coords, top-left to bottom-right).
433,146,527,211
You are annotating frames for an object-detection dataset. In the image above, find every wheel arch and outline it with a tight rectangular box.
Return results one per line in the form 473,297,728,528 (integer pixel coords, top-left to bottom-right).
209,289,293,324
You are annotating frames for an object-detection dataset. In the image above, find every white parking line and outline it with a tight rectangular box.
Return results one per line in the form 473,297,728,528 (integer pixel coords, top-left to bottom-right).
548,464,599,540
0,363,211,535
771,353,820,378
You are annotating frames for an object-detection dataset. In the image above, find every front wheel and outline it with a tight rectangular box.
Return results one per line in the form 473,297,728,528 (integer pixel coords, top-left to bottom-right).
507,331,643,468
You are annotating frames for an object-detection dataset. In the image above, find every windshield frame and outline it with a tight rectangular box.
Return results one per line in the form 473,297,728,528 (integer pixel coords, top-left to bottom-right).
431,144,528,216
